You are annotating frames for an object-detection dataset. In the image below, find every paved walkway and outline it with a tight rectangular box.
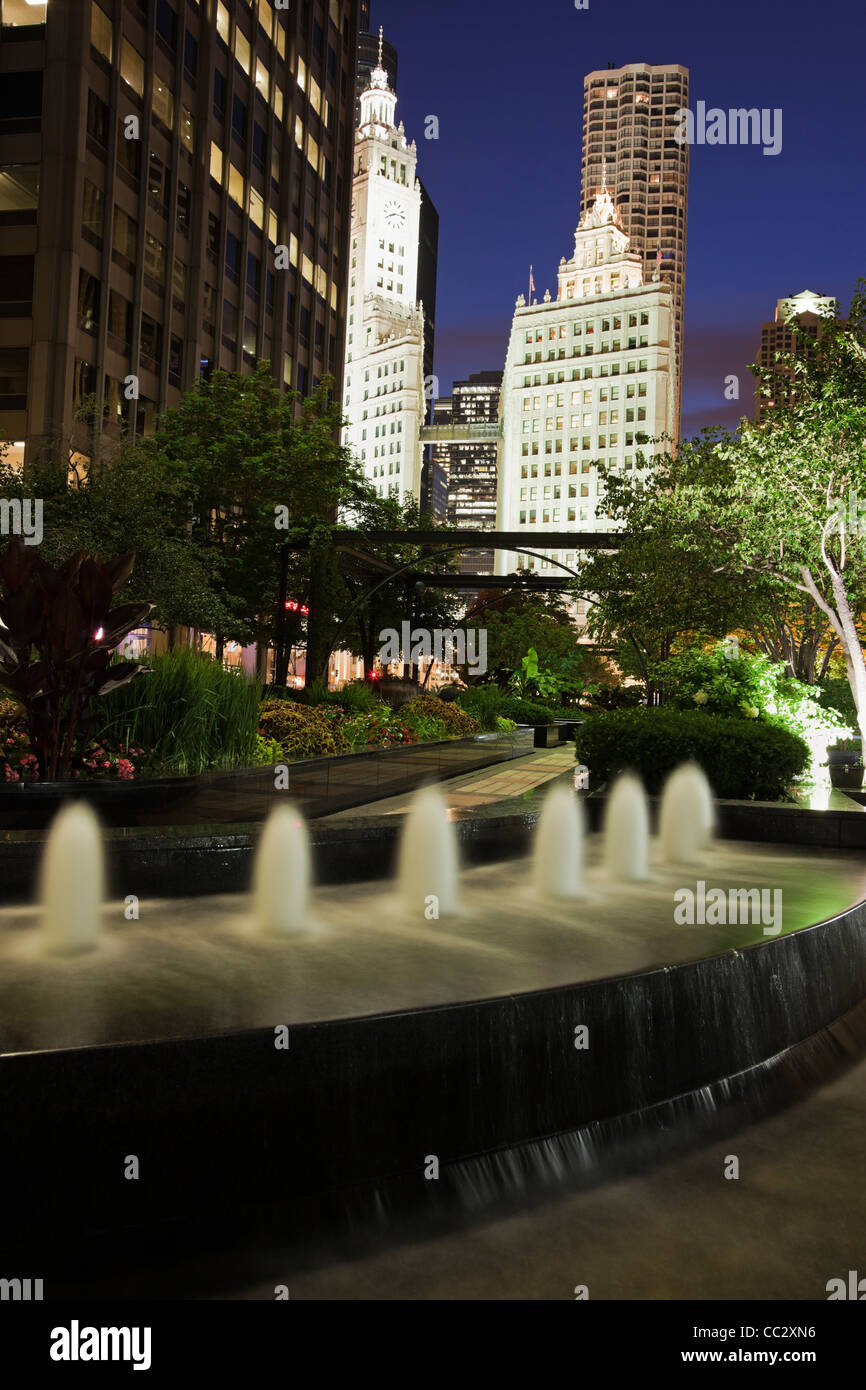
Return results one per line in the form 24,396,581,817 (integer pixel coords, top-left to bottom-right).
322,744,576,820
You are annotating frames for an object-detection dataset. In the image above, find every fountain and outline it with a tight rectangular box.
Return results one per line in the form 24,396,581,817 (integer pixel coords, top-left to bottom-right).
603,772,651,882
39,801,105,955
532,781,585,899
3,762,866,1264
397,783,460,918
3,765,863,1053
659,762,714,864
252,803,313,936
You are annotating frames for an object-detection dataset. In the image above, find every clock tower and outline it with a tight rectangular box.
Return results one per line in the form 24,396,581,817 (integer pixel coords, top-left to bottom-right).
342,29,426,503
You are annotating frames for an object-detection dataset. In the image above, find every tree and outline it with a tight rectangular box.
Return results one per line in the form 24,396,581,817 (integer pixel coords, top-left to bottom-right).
2,368,371,678
586,280,866,730
692,283,866,739
462,588,594,693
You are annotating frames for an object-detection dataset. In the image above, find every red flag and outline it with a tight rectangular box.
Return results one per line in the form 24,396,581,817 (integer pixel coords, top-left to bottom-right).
529,265,536,296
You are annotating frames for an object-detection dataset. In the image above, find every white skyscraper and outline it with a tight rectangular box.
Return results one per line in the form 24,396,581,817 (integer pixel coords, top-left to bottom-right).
496,185,675,575
342,30,426,502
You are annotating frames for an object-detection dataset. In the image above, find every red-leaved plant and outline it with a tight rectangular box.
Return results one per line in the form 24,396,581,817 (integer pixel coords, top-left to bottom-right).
0,538,152,781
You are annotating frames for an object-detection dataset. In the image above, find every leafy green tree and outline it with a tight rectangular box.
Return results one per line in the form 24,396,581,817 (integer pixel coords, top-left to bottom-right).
2,367,371,680
673,283,866,739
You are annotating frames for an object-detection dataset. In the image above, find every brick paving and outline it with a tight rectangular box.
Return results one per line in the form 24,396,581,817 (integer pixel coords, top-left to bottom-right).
323,744,576,819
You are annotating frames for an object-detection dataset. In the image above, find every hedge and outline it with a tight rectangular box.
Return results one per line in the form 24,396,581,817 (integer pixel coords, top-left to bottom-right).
574,707,809,801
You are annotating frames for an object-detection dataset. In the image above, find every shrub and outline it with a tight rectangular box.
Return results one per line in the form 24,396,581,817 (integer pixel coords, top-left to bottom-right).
495,695,559,726
342,709,417,749
330,681,380,714
457,684,502,730
574,707,809,801
401,695,481,738
0,697,27,736
458,685,560,728
258,699,351,759
655,643,851,768
90,648,261,774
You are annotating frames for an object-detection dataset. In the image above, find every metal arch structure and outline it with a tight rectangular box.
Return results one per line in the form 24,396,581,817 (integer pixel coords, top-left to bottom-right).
316,532,621,681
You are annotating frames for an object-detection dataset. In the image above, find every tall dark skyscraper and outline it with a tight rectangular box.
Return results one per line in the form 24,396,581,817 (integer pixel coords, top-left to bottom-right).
581,62,689,438
0,0,361,470
447,370,502,574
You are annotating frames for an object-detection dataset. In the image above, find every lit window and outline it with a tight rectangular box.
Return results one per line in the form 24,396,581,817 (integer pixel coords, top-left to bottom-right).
91,2,113,63
210,141,224,185
152,73,174,129
234,30,251,76
228,163,245,207
183,104,195,153
249,187,264,229
121,39,145,97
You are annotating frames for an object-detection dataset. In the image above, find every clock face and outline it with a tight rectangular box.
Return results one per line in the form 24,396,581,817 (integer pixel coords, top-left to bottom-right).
383,200,406,231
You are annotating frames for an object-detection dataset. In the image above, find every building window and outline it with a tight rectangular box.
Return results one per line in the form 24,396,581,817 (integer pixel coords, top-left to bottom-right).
139,314,163,373
112,205,138,269
86,90,110,149
81,179,104,247
77,270,100,334
152,74,175,131
91,2,113,63
121,40,145,98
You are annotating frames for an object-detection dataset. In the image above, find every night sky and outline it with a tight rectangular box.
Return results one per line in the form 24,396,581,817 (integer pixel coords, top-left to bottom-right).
368,0,865,437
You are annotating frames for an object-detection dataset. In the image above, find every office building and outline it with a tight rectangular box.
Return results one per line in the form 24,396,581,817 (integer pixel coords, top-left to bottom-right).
497,185,675,575
755,289,838,422
581,62,689,437
447,370,501,574
0,0,361,471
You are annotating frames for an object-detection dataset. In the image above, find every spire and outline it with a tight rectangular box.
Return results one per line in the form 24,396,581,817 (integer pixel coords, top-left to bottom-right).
369,25,390,92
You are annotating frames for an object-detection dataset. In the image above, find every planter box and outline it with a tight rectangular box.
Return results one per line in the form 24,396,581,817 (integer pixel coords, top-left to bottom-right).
0,774,200,831
0,727,536,834
532,723,561,748
829,764,864,790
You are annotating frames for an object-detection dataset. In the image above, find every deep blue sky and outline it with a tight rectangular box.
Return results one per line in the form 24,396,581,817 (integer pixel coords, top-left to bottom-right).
369,0,865,436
